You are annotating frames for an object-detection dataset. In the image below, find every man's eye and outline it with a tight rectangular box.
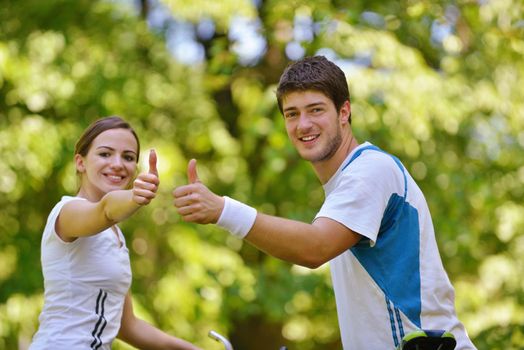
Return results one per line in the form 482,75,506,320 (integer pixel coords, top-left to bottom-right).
285,112,297,118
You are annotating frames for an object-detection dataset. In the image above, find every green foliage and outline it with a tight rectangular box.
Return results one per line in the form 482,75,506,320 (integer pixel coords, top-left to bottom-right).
1,0,523,349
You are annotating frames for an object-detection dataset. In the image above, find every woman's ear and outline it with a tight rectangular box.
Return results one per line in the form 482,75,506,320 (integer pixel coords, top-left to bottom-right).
74,154,86,173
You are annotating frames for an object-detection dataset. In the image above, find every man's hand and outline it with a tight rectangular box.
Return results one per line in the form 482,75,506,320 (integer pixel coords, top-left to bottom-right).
172,159,224,224
132,149,160,205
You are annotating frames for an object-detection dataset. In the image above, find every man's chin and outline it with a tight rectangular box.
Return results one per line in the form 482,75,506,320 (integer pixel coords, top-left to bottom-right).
298,150,326,163
301,157,323,164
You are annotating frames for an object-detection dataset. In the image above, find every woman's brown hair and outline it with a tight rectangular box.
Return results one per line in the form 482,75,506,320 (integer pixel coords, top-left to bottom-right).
75,116,140,160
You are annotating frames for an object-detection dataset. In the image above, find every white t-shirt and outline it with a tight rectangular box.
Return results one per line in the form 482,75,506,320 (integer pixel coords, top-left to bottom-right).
30,196,132,350
316,143,476,350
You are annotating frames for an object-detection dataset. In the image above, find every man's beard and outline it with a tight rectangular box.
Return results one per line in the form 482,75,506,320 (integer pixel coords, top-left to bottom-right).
305,127,342,163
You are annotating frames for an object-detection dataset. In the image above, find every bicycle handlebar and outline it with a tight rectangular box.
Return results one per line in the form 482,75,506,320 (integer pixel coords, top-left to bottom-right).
208,330,234,350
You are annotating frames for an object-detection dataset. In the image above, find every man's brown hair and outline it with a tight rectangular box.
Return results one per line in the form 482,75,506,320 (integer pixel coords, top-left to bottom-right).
276,56,351,123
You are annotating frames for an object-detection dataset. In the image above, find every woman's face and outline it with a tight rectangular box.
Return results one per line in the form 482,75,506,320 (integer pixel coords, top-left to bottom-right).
75,128,138,201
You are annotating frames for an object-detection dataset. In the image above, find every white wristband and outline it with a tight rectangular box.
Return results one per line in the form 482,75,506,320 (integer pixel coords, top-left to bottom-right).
216,196,257,239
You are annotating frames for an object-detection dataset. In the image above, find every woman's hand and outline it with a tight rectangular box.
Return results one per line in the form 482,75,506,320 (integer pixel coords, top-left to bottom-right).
133,149,160,205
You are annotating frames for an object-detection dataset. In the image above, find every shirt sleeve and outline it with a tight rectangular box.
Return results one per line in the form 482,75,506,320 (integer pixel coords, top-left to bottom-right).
315,151,405,245
42,196,87,244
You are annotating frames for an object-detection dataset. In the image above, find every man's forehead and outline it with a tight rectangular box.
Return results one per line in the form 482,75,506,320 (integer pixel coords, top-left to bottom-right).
282,90,331,109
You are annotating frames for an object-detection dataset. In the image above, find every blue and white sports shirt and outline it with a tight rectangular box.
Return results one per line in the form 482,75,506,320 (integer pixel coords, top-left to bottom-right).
315,142,476,350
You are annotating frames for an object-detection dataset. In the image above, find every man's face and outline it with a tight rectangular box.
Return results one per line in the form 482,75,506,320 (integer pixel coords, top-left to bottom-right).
282,90,347,163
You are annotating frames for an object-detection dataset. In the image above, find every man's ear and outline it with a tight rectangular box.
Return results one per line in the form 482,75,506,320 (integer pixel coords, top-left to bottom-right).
74,154,86,173
339,100,351,124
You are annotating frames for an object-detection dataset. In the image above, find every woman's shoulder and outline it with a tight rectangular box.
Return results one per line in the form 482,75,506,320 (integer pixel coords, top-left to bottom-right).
44,196,86,235
55,195,89,210
60,195,86,203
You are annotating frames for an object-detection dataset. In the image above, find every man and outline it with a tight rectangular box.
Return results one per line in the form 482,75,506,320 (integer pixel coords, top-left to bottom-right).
173,56,476,349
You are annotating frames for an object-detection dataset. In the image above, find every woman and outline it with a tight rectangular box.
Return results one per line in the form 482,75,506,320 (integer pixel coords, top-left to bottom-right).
30,116,200,350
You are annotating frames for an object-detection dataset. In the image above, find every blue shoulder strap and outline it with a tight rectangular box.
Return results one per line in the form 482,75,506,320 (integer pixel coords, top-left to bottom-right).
341,145,407,198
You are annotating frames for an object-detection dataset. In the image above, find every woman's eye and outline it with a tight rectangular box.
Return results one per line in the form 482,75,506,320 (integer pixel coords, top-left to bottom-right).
124,155,136,162
99,152,110,157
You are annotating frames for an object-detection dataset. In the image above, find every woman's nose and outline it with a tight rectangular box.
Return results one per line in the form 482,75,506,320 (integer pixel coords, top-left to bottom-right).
110,156,124,169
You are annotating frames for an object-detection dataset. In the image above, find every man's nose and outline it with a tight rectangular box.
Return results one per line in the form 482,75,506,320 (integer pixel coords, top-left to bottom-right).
297,113,313,129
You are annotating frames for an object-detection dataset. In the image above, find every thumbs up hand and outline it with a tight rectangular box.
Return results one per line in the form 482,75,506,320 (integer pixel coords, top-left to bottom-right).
173,159,224,224
187,158,199,184
148,148,158,176
133,149,160,205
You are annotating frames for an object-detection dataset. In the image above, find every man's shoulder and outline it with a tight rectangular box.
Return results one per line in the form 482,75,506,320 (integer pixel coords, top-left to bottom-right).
345,148,401,176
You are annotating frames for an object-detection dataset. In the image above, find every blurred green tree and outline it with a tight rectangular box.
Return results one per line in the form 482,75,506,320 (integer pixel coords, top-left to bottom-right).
0,0,523,349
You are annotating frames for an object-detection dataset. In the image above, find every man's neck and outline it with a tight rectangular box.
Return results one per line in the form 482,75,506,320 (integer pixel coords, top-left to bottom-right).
312,132,359,184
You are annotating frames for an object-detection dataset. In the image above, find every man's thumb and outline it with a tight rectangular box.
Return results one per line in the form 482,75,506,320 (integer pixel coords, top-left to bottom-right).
148,149,158,175
187,158,200,184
